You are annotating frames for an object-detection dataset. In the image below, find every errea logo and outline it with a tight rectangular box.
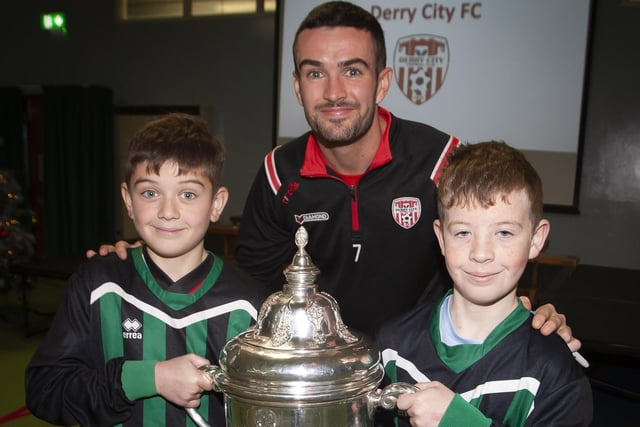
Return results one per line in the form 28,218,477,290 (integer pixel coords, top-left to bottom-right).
122,318,142,340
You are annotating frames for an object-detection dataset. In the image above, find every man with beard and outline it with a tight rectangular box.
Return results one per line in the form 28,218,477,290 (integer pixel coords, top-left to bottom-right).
233,1,577,347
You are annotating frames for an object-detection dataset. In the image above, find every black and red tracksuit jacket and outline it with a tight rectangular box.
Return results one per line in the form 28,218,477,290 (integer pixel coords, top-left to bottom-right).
236,107,458,337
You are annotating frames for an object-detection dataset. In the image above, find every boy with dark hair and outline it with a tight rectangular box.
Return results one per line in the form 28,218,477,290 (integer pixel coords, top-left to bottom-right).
376,141,592,426
25,113,268,426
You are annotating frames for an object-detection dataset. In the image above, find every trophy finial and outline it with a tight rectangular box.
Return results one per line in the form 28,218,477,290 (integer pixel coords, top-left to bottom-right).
294,226,308,251
283,225,319,287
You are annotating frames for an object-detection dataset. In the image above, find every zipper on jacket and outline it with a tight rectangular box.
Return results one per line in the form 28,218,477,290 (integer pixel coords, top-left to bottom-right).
349,184,363,263
350,185,359,232
309,173,361,233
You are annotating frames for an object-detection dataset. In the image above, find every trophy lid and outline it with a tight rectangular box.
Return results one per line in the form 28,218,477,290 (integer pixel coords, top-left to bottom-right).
214,226,383,404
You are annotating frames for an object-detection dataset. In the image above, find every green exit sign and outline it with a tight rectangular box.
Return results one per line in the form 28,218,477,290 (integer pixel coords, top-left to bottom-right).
41,12,66,33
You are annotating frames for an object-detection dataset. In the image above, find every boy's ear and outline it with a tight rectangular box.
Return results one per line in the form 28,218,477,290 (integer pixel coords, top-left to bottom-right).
120,182,133,219
529,219,550,259
209,186,229,223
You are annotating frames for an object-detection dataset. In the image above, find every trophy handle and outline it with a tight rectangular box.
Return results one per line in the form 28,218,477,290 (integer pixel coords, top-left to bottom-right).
185,364,223,427
185,407,211,427
369,381,420,415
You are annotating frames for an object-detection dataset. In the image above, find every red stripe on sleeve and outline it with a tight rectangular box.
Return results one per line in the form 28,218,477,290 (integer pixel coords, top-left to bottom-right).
431,136,459,185
264,146,282,195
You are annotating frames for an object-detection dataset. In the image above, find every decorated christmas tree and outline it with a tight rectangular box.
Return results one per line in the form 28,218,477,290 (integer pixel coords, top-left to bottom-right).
0,170,35,289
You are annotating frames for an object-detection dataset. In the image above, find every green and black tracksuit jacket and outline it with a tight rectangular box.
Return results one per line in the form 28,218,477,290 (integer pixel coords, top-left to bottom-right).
26,247,268,427
375,294,593,426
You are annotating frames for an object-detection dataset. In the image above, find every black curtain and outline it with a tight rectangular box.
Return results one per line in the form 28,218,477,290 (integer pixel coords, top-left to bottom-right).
43,86,115,257
0,87,27,190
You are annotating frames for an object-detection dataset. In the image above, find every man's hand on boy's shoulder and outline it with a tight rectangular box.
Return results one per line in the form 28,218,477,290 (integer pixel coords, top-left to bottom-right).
521,297,582,353
85,240,143,261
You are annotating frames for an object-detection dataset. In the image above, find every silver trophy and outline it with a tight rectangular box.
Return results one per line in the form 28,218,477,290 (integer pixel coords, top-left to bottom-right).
186,226,417,426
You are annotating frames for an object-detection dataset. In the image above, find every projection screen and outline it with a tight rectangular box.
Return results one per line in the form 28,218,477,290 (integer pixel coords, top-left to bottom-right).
275,0,593,210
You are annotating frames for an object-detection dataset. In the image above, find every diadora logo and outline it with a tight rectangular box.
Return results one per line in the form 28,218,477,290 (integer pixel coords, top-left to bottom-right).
391,197,422,229
294,212,330,224
122,318,142,339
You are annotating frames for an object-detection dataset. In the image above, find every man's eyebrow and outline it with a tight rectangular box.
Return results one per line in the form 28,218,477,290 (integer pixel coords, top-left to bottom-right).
297,58,371,70
297,59,322,69
339,58,370,69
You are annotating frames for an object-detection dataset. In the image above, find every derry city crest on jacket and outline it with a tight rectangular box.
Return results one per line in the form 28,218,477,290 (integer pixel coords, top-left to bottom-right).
392,197,422,229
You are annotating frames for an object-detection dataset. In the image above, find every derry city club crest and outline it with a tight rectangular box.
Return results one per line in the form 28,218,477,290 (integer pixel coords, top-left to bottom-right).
392,197,422,229
394,34,449,105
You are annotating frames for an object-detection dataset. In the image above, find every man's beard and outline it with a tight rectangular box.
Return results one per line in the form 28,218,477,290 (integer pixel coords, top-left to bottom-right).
304,101,376,148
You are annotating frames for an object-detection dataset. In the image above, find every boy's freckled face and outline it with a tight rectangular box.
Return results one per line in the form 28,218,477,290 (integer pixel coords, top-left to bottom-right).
434,190,543,306
121,161,218,261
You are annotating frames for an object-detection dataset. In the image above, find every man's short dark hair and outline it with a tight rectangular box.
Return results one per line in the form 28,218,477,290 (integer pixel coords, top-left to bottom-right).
293,1,387,74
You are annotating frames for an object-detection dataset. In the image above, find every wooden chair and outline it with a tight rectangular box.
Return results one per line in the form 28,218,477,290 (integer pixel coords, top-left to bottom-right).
207,223,239,260
519,253,580,306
